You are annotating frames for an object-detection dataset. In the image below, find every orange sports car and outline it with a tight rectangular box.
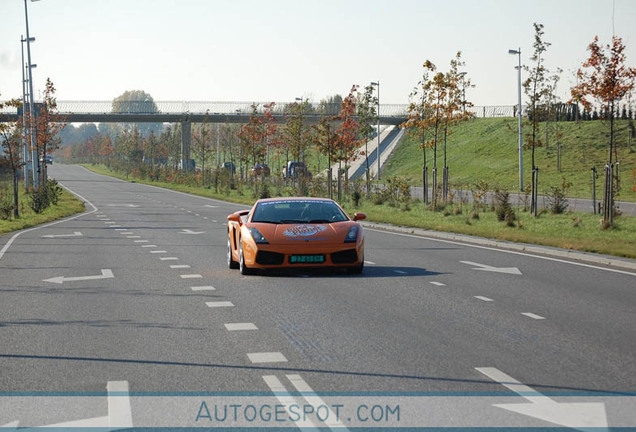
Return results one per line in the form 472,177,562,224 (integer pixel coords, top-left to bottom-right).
227,197,366,275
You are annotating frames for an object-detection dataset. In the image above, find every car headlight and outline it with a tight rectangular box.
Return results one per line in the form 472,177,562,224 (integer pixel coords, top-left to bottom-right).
248,227,269,244
344,226,359,243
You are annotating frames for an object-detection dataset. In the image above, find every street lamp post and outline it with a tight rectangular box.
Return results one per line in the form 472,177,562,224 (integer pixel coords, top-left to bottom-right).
508,48,523,191
371,81,380,180
20,36,30,190
24,0,40,189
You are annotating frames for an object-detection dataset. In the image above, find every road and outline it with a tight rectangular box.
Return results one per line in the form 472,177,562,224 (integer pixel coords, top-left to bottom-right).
1,164,635,429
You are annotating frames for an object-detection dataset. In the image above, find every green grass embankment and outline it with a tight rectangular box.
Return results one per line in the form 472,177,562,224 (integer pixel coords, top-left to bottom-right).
383,118,636,202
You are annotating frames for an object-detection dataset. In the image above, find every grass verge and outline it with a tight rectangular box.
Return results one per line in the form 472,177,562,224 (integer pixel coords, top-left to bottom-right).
0,185,86,236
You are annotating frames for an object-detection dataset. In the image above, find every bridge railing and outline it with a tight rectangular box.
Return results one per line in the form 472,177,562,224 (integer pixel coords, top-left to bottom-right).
1,101,515,119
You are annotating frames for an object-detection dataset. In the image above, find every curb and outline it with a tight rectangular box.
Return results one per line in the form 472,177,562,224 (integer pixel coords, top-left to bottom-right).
360,221,636,272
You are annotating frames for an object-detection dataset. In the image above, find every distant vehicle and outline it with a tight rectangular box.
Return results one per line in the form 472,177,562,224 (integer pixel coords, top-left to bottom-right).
282,161,311,180
227,197,366,275
250,163,270,177
222,162,236,174
40,155,53,165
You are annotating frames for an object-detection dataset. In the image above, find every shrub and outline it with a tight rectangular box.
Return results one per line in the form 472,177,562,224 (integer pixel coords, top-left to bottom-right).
546,177,572,214
494,189,514,222
0,189,14,220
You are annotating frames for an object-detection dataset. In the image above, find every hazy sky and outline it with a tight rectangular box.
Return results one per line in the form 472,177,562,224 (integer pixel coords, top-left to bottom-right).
1,0,635,106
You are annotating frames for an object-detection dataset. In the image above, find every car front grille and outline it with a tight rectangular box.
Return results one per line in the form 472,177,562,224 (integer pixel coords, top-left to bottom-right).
331,249,358,264
255,250,285,265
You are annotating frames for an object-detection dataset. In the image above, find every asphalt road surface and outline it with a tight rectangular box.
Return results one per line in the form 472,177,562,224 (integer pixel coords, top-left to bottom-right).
1,164,634,429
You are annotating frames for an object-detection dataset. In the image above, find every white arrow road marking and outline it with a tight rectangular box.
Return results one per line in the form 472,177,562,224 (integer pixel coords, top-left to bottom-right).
6,381,132,430
476,367,608,430
43,269,114,284
180,229,205,234
41,231,83,238
460,261,522,275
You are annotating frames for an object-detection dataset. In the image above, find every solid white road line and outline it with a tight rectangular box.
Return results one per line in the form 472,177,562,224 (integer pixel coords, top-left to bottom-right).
181,274,202,279
262,376,318,429
474,296,494,302
522,312,546,320
248,352,287,363
430,281,446,286
286,374,351,431
224,323,258,331
191,286,215,291
170,265,191,269
160,257,179,261
206,301,234,307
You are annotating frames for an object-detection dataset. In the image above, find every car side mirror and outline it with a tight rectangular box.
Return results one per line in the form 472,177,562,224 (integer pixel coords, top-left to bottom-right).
227,214,241,223
353,212,366,221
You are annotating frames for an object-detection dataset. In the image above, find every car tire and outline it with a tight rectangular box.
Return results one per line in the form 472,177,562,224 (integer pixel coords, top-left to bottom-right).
227,237,239,269
349,255,364,274
239,239,256,275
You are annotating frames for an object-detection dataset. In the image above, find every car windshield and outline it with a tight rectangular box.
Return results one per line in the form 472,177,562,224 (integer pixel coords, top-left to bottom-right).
251,200,349,224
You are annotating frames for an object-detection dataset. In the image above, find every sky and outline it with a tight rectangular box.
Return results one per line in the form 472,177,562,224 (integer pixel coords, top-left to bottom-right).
1,0,635,107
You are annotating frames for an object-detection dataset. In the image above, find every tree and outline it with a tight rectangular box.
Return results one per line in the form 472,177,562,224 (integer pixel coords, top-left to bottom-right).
192,114,213,186
523,23,552,215
36,78,66,183
111,90,163,137
0,97,24,218
334,85,361,179
571,35,636,225
356,84,378,193
284,99,312,164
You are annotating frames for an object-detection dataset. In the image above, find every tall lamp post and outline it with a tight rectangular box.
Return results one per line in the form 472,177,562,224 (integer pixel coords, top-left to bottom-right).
24,0,40,189
370,81,380,180
508,48,523,191
20,36,31,190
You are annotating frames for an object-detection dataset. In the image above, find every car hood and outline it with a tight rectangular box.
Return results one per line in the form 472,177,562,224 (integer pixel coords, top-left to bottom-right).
249,222,357,245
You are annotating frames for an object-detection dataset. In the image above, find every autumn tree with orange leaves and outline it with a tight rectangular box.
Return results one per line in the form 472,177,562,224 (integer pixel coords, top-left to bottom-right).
0,97,24,219
334,85,361,189
36,78,66,184
571,35,636,226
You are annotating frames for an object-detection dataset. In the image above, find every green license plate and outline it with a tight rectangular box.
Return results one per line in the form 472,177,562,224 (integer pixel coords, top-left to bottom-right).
290,254,325,264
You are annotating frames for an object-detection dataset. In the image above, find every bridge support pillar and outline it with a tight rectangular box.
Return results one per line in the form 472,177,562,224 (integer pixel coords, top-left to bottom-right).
181,119,191,172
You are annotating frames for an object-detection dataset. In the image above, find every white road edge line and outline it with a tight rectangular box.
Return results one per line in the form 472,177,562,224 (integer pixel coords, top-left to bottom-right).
0,182,98,263
365,227,636,276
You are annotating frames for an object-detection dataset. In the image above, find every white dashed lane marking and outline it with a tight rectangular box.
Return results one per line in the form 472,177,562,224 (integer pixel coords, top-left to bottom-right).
170,265,191,269
206,301,234,307
180,274,202,279
142,245,157,248
150,250,167,254
522,312,546,320
191,286,215,291
134,240,149,243
248,352,288,363
225,323,258,331
430,281,446,286
474,296,494,302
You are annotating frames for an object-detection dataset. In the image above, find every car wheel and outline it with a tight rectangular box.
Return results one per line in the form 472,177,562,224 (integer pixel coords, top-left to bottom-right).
227,237,239,269
239,239,255,275
348,255,364,274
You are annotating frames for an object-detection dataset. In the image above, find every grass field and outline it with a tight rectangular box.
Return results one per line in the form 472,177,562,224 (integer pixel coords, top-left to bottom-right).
383,118,636,201
0,183,86,236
